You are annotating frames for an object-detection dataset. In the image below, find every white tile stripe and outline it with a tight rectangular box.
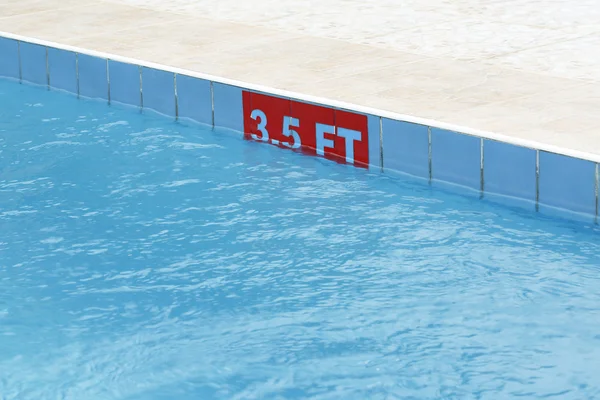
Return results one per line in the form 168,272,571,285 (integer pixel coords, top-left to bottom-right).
3,29,600,165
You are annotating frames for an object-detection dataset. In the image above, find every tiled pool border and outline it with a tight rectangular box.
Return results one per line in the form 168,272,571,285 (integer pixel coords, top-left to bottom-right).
1,32,599,223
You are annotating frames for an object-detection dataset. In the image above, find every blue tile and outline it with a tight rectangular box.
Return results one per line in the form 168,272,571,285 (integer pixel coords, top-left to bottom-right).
0,37,19,79
78,54,108,100
47,48,77,94
539,152,596,215
484,140,536,201
483,191,537,213
213,82,243,132
20,42,47,86
431,128,481,190
176,74,212,125
108,60,140,107
142,67,175,117
367,115,381,170
382,119,429,179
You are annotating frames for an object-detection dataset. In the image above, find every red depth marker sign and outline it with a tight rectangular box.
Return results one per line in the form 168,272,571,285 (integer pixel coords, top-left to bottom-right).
242,91,370,168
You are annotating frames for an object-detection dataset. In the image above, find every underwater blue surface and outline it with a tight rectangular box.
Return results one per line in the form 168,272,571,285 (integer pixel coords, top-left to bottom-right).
1,79,600,400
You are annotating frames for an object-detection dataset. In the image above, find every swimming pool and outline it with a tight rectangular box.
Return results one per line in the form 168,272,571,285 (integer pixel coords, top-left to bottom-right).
1,78,600,399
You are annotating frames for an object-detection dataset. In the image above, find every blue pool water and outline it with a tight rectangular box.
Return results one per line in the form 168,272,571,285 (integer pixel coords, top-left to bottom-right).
1,79,600,400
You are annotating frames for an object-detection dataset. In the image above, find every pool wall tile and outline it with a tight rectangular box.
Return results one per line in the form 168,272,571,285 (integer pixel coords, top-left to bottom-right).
108,60,140,107
539,151,597,216
382,119,429,179
213,82,243,132
5,35,600,222
20,42,47,86
367,115,381,170
176,74,212,125
483,191,537,212
47,48,77,94
142,67,175,117
483,140,536,201
431,128,481,190
78,54,108,100
0,37,19,79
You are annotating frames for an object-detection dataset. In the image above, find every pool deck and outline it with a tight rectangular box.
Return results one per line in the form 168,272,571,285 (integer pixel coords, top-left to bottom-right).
2,0,600,156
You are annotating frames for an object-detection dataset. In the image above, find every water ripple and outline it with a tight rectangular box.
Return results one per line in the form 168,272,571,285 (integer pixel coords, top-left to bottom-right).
1,80,600,400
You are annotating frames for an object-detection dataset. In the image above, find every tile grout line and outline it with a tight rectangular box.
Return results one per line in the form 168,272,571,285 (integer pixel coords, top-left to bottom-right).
379,116,383,172
535,150,540,212
210,81,215,128
106,59,111,104
595,163,600,224
480,138,484,198
17,41,22,83
174,73,179,120
139,66,143,110
428,126,432,183
45,46,49,90
75,53,80,98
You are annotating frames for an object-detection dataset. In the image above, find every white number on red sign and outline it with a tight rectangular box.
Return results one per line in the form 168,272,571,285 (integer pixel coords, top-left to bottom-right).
336,127,361,164
282,116,301,149
244,92,369,167
250,109,269,142
315,123,361,164
250,109,303,149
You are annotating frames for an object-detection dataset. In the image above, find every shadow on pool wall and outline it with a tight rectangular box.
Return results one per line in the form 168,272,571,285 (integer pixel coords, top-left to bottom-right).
0,34,598,225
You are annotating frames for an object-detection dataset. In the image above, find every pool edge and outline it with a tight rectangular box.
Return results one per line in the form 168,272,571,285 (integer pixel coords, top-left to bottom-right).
1,31,598,223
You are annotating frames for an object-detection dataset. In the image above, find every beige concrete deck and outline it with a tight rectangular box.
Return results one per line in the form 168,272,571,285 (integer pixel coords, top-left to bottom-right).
1,0,600,155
